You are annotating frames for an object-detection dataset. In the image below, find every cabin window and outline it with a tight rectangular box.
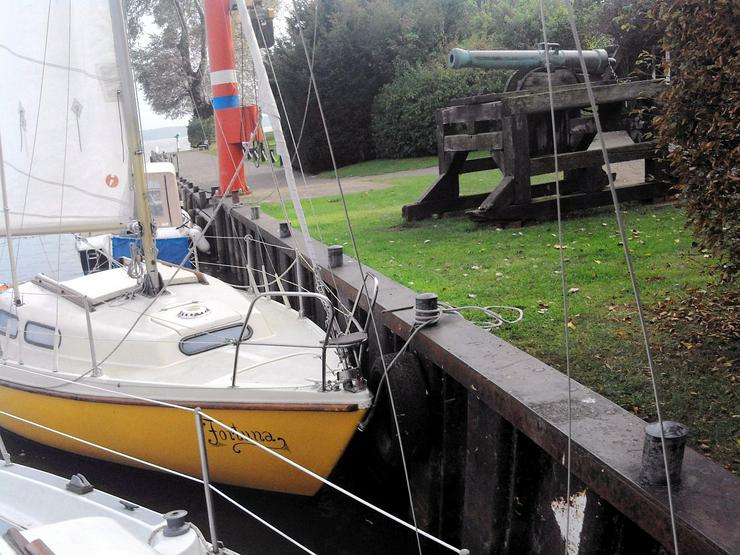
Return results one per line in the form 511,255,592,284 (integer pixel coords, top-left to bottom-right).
24,322,60,349
179,324,253,356
0,310,18,339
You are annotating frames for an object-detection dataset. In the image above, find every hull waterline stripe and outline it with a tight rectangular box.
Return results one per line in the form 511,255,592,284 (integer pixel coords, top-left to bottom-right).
0,379,360,412
213,95,239,110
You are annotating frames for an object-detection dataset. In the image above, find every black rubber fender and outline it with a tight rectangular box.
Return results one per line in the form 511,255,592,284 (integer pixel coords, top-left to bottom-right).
366,352,431,469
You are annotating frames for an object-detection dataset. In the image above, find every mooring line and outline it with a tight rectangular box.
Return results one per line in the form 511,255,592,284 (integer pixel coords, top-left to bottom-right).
0,409,316,554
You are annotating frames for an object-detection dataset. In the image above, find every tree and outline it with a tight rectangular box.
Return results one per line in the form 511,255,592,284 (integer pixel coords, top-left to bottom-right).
126,0,212,119
272,0,473,173
653,0,740,279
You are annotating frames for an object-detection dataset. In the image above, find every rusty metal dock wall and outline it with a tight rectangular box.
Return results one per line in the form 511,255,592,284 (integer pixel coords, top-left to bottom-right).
180,181,738,555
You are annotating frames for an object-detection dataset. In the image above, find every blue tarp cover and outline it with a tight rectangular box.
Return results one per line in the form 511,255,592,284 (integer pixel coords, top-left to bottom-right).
111,235,192,268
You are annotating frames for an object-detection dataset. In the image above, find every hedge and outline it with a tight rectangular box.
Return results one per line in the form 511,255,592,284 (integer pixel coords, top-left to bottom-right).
371,62,505,159
654,0,739,279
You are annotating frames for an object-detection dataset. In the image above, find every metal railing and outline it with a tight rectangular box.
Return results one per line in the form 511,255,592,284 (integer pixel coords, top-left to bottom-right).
230,290,336,390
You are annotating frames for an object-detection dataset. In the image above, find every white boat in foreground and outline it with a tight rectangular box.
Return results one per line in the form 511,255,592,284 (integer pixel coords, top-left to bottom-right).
0,460,226,555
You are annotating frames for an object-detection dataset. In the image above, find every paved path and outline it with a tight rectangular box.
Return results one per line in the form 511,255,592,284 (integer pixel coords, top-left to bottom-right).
177,132,644,204
177,150,437,202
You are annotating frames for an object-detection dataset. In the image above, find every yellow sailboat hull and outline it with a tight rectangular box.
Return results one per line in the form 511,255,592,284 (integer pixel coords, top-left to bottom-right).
0,384,365,496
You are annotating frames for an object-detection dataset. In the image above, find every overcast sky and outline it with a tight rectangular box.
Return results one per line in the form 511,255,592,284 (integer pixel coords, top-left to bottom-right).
138,89,190,130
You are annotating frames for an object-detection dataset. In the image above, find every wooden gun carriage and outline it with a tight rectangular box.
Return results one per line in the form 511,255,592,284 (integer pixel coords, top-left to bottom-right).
402,45,671,222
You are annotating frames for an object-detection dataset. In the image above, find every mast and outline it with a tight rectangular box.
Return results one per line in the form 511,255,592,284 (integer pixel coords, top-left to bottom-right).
109,0,161,294
0,133,21,306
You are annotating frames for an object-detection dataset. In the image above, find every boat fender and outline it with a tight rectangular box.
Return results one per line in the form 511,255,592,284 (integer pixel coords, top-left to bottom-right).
188,225,211,254
366,352,431,469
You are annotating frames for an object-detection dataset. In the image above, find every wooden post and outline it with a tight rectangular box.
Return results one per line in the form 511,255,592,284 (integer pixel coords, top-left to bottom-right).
501,114,531,205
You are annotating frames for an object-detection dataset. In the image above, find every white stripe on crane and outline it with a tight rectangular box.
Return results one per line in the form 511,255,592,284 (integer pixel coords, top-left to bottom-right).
210,69,238,86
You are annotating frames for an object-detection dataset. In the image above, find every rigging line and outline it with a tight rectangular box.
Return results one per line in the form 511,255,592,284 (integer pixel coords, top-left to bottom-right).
283,0,374,339
288,3,423,552
537,3,573,553
244,5,324,262
14,0,53,272
250,120,344,317
290,0,366,280
202,412,462,554
86,153,247,370
244,4,350,325
359,305,425,555
256,119,294,225
290,0,319,164
0,410,317,555
561,2,680,553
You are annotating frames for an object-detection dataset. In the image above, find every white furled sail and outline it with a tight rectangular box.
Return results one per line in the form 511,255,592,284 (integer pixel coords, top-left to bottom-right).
235,0,319,265
0,0,134,236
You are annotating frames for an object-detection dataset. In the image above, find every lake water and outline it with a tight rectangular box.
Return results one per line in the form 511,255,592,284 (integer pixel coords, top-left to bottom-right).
145,137,191,160
0,234,80,283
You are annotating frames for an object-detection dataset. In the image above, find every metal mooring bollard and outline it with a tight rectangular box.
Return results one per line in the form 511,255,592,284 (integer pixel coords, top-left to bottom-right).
328,245,343,268
639,420,689,486
414,292,439,326
250,205,260,219
279,221,291,238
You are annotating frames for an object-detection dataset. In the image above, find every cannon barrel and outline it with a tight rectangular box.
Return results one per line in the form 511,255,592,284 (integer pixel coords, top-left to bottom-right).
449,47,612,74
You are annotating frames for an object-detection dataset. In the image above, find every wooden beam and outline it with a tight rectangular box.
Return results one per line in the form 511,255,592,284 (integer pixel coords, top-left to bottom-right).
460,156,497,174
476,175,515,212
500,114,531,204
502,79,666,116
402,193,490,221
441,102,502,124
444,132,502,152
530,141,657,175
476,181,673,221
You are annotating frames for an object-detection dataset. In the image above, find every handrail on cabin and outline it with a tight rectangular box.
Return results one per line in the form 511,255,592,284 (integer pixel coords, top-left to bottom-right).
230,291,336,390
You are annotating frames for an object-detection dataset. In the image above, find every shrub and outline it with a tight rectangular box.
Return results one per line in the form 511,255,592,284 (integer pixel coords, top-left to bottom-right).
653,0,739,279
187,116,214,148
370,62,505,159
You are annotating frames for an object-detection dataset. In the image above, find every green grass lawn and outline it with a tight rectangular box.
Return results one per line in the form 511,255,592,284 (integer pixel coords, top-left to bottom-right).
316,150,497,179
263,170,739,471
317,156,437,179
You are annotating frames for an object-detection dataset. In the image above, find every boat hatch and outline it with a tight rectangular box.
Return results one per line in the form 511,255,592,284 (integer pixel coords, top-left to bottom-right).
21,517,158,554
59,265,199,306
151,299,244,336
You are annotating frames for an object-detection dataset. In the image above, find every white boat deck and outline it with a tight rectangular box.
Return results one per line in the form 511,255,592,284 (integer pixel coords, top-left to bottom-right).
0,463,214,555
0,266,365,403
